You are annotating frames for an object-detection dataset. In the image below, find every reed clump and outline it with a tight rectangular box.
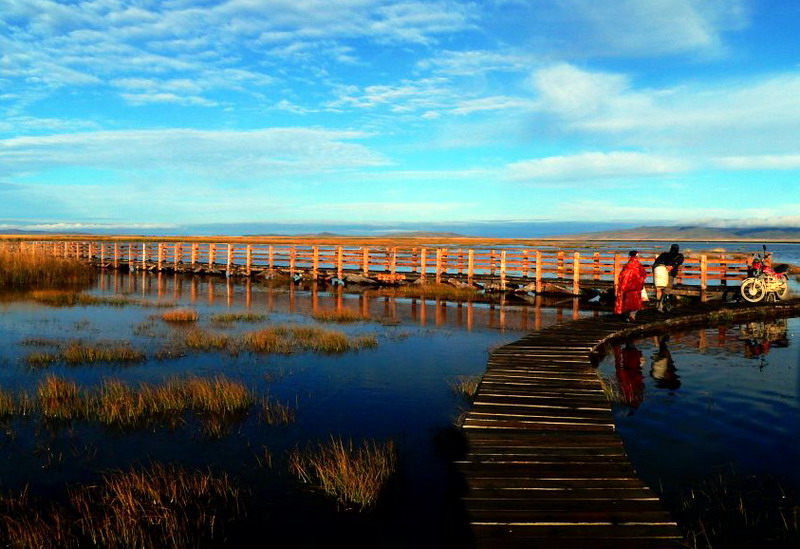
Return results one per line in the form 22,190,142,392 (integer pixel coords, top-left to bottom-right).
311,309,368,323
0,463,243,549
209,312,266,324
243,326,377,355
0,249,94,290
385,283,478,301
449,375,481,401
288,436,397,511
36,376,85,421
160,308,199,323
259,396,297,425
180,328,231,351
61,341,146,365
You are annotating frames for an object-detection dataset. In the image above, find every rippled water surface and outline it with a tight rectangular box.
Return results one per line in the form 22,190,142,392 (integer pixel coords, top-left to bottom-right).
597,317,800,505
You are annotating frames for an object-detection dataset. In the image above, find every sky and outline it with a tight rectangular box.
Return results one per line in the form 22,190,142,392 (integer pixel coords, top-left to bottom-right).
1,0,799,235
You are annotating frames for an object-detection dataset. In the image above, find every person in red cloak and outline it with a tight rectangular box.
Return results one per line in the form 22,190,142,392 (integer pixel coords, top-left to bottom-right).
614,250,647,321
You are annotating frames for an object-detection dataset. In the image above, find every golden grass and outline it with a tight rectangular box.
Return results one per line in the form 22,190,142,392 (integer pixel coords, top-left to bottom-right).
383,283,478,301
180,328,230,351
0,249,94,290
242,325,376,354
259,396,297,425
160,308,199,323
0,463,242,549
311,309,368,323
0,389,15,418
36,376,85,421
208,312,266,324
61,341,146,365
29,289,174,309
448,375,481,401
288,436,397,511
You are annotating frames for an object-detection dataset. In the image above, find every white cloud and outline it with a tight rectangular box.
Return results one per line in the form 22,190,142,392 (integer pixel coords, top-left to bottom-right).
506,151,691,182
713,155,800,170
0,128,388,178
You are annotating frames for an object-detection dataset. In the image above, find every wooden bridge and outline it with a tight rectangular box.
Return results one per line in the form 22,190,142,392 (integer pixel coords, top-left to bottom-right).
15,239,751,297
457,299,800,548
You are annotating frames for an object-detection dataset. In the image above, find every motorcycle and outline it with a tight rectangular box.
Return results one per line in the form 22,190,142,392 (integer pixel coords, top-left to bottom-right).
739,245,791,302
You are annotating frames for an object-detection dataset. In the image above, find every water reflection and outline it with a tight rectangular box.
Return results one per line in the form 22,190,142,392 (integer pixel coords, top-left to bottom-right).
94,270,597,332
613,341,645,409
739,319,789,362
650,335,680,390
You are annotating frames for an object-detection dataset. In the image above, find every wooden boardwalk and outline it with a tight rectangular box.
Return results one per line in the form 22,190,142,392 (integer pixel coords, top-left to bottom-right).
457,298,800,548
457,311,688,549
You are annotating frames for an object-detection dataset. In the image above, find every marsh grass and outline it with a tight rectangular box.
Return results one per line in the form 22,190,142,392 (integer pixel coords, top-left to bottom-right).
180,328,231,351
0,463,243,549
61,341,146,365
597,373,627,405
243,325,376,355
160,308,199,323
677,468,800,549
382,283,479,301
29,289,174,309
288,436,397,511
0,249,94,290
209,312,266,324
259,396,296,425
37,376,85,421
311,309,368,323
448,375,481,401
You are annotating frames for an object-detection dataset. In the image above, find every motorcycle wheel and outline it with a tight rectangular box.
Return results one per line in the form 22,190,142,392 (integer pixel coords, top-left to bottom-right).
775,277,790,300
740,278,766,302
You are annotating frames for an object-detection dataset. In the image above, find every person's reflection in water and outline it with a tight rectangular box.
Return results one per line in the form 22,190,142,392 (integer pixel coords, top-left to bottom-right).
613,341,645,411
650,334,681,391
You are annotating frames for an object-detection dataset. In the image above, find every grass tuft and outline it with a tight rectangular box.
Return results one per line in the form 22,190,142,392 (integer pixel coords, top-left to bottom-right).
288,436,397,511
0,249,94,290
208,312,266,324
160,308,199,323
448,375,481,401
311,309,368,323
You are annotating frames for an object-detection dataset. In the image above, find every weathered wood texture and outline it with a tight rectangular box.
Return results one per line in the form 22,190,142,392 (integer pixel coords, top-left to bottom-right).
459,298,800,548
19,240,750,296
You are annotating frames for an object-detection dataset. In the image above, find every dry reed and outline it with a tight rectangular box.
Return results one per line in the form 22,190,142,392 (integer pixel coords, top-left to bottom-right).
243,326,377,355
259,396,297,425
288,436,397,511
209,312,266,324
385,283,478,301
36,376,85,421
449,375,481,401
311,309,368,323
61,341,145,365
160,308,199,323
0,249,94,290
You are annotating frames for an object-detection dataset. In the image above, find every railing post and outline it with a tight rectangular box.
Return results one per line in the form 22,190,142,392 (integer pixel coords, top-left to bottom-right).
312,246,319,279
500,250,507,290
467,249,474,285
141,242,147,270
190,243,198,267
593,252,601,280
268,245,274,270
390,247,397,278
435,248,442,284
362,247,370,276
336,246,344,279
246,244,253,276
700,254,708,301
290,246,296,277
227,243,234,275
420,248,427,282
613,254,621,289
157,243,164,271
174,242,181,270
573,251,581,295
535,250,542,294
208,243,216,269
557,250,565,279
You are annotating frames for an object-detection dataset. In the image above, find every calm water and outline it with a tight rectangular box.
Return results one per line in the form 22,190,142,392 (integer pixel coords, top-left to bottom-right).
0,271,592,547
597,318,800,509
1,260,798,546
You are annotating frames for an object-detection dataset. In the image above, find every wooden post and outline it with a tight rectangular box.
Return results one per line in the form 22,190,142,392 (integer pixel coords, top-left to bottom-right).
613,254,621,288
362,247,370,276
573,251,581,295
390,247,397,278
522,250,529,280
535,250,543,294
593,252,601,280
467,249,474,285
246,245,253,276
420,248,427,282
128,243,134,271
227,243,234,275
435,248,442,284
99,242,105,266
113,242,119,269
312,246,319,279
720,256,727,286
174,243,181,270
336,246,344,279
700,254,708,301
157,243,164,271
208,244,216,269
557,250,565,279
268,245,274,270
141,242,146,269
63,241,68,259
500,250,507,290
190,243,198,267
289,246,296,277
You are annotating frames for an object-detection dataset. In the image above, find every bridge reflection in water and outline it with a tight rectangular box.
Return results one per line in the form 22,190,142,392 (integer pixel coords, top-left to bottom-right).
95,270,600,333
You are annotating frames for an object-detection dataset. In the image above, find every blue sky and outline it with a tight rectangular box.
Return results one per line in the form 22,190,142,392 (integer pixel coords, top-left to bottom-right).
1,0,799,235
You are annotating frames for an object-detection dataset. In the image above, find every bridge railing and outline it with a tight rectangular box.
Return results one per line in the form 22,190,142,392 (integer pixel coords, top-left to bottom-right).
18,240,752,294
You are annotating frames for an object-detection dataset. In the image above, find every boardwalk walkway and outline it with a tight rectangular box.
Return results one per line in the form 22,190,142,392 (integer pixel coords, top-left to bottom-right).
457,299,800,549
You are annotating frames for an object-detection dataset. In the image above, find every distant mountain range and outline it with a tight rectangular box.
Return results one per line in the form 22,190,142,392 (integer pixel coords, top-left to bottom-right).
561,225,800,242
